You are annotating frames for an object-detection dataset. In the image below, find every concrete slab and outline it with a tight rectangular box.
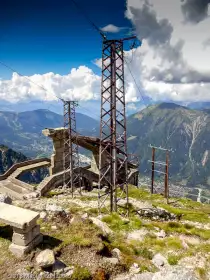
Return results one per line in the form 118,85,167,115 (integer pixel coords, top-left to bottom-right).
12,225,40,246
0,202,39,229
9,234,43,257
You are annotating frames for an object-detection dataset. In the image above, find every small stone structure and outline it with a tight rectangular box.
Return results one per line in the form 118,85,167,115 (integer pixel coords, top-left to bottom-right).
0,202,42,257
42,128,139,188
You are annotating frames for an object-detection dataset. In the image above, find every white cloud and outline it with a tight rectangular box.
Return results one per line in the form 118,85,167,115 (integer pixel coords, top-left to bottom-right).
101,24,121,33
0,66,101,103
124,0,210,103
100,24,128,33
1,0,210,106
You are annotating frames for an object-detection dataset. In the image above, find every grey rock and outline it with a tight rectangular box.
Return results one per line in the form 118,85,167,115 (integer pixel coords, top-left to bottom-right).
152,253,168,268
36,249,55,268
112,248,122,260
152,265,198,280
131,273,154,280
40,211,47,219
114,272,153,280
137,208,177,221
52,260,67,274
63,267,74,277
90,217,113,236
129,263,140,274
103,257,119,265
155,229,166,239
127,229,149,241
0,194,12,204
45,203,63,212
81,213,89,220
23,192,39,200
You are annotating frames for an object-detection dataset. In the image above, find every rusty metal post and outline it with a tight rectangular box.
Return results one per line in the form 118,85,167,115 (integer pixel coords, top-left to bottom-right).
151,147,155,194
165,150,169,201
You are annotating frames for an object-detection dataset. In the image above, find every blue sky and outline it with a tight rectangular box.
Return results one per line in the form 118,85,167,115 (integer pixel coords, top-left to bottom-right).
0,0,131,78
0,0,210,118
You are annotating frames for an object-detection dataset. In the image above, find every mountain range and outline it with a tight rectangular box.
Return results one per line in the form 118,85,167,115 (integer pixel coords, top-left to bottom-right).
127,103,210,188
0,109,99,158
1,103,210,188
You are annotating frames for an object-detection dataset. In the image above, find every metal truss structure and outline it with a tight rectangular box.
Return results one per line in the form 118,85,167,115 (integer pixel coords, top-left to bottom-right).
62,100,81,196
98,36,136,214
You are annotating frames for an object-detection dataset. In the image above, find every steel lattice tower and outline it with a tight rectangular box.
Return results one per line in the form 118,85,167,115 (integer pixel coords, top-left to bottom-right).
63,100,81,196
98,37,136,213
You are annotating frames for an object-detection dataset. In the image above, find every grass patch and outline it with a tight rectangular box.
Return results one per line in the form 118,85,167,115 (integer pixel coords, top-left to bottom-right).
128,186,163,202
51,219,102,251
102,213,142,232
79,196,98,201
150,221,210,240
195,267,207,280
71,266,92,280
154,203,210,223
167,254,179,265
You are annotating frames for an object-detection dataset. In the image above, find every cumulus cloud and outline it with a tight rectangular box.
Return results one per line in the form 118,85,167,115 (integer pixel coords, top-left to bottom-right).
0,66,101,103
125,0,210,102
126,1,173,46
181,0,210,24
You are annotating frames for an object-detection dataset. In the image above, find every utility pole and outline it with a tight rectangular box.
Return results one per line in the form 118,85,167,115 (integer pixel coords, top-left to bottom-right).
98,36,136,214
148,145,171,201
62,100,81,197
151,147,155,194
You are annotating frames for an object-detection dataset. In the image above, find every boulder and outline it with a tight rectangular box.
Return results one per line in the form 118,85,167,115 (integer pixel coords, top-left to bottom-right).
127,229,149,241
0,194,12,204
36,249,55,268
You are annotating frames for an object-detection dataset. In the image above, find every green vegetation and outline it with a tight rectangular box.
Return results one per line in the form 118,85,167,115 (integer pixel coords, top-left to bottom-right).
52,219,102,251
128,186,163,202
153,202,210,223
71,266,92,280
102,213,142,232
167,254,179,265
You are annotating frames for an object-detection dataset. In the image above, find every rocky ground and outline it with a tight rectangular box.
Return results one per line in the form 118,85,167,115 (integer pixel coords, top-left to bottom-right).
0,186,210,280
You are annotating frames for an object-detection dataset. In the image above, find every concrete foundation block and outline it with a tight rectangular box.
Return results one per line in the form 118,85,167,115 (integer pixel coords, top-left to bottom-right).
9,234,43,257
12,225,41,246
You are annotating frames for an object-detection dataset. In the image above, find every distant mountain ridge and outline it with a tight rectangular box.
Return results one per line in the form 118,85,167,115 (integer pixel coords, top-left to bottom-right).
127,103,210,187
0,109,99,158
1,104,210,187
